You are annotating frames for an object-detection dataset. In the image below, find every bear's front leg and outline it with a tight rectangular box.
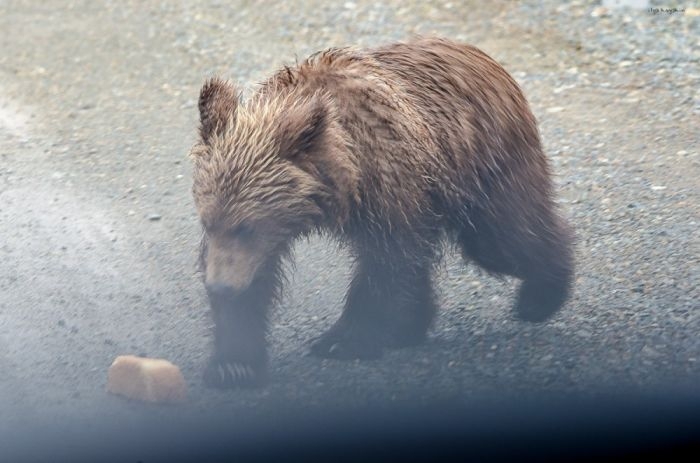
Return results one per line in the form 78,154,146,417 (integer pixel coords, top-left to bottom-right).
309,264,388,359
310,255,436,359
203,286,271,388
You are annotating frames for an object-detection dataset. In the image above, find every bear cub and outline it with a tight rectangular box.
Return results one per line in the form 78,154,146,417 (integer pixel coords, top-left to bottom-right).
190,37,574,388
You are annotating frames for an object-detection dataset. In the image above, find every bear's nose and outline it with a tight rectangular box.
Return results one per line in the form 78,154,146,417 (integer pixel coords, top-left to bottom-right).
205,282,239,300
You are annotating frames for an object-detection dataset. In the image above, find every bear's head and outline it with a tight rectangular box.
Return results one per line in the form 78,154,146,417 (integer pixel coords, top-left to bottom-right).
190,78,357,298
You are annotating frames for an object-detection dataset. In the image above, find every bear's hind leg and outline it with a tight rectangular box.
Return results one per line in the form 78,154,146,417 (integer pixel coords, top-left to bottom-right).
309,254,436,359
457,209,573,322
513,216,574,322
515,270,571,322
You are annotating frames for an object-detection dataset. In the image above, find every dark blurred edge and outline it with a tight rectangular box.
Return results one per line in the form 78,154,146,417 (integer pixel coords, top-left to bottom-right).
3,392,699,463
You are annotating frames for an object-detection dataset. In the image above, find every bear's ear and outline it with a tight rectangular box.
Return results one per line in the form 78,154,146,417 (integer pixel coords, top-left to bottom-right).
277,94,328,160
198,77,239,142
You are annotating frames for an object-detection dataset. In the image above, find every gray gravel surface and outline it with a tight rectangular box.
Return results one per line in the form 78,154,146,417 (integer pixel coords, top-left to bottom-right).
0,0,698,435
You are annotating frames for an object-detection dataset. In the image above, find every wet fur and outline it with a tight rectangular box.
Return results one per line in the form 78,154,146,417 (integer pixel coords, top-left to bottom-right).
191,37,574,388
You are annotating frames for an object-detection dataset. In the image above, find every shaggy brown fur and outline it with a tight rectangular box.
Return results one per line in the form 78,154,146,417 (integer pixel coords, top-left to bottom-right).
190,37,574,388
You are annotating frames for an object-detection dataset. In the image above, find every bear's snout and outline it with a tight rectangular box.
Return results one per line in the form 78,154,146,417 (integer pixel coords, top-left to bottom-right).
204,267,255,299
204,236,261,296
205,282,241,300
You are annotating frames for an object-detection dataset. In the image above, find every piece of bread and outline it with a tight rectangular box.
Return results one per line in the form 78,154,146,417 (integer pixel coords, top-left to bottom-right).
107,355,187,404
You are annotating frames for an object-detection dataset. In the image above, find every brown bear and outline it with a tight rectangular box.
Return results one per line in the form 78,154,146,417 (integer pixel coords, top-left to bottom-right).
190,37,574,388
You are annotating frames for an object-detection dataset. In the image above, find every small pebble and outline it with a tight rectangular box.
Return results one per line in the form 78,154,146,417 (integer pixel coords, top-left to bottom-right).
546,106,565,113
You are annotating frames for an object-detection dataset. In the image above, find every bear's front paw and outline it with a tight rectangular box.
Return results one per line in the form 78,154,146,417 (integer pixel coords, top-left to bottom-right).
309,326,383,360
203,358,266,389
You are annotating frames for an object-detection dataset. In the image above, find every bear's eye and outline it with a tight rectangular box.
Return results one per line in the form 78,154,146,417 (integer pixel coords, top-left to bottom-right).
227,224,254,240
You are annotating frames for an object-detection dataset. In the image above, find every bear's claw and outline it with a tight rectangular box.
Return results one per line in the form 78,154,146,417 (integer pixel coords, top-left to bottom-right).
204,359,264,389
309,330,383,360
